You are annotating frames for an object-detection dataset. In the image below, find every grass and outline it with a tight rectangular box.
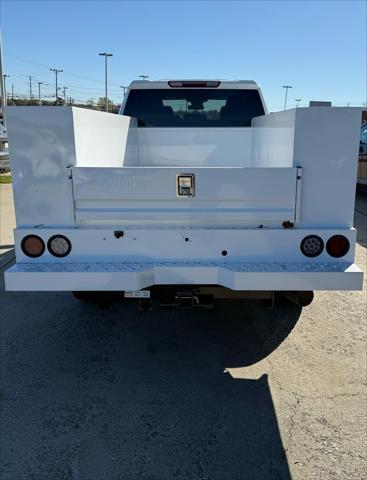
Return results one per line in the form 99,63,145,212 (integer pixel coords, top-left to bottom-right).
0,175,12,184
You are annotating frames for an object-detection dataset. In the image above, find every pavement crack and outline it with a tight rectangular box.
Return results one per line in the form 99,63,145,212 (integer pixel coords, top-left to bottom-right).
297,391,361,401
275,391,301,476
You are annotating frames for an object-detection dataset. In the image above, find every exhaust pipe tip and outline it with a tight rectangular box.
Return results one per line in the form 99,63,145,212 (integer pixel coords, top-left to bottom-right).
279,291,314,307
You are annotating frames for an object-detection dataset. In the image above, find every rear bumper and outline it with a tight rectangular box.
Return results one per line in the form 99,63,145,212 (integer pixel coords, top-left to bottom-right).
4,261,363,291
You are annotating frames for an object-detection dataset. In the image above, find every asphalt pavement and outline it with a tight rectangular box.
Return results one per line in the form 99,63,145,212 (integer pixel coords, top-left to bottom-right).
0,184,366,480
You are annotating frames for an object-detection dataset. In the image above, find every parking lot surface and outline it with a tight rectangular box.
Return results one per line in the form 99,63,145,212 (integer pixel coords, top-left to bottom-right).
0,185,366,480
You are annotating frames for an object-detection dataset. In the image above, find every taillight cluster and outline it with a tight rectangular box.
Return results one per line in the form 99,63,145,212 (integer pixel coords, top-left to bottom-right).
300,235,350,258
21,235,71,258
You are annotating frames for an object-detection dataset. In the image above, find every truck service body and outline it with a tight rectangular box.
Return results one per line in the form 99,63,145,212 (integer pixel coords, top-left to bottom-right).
4,80,363,303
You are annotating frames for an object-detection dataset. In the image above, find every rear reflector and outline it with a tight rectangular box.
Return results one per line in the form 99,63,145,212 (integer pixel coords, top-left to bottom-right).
326,235,350,258
21,235,45,258
168,81,220,88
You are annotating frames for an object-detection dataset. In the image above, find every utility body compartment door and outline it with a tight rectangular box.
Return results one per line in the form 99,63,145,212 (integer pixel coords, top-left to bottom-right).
71,167,299,227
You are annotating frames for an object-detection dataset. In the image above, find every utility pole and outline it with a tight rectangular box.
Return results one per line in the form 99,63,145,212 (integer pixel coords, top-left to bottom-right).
29,75,33,105
139,75,149,80
37,82,43,105
282,85,292,110
295,98,301,108
50,67,63,104
62,86,68,105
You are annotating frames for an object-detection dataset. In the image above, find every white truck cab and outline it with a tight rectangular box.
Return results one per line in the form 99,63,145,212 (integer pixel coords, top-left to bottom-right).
4,80,363,307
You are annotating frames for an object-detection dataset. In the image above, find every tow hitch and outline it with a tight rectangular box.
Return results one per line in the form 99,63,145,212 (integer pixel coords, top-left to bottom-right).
160,291,214,309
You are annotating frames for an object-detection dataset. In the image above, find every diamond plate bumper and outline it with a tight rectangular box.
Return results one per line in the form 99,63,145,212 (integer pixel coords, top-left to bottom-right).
4,261,363,291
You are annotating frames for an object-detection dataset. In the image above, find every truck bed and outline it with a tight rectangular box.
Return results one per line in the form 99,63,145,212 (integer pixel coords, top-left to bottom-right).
4,105,363,292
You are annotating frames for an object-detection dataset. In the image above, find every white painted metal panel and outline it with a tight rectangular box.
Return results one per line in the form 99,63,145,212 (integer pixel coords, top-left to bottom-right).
6,107,76,227
72,167,298,226
251,110,296,167
253,107,362,228
6,107,139,227
136,127,295,167
137,128,252,167
12,227,358,264
5,261,363,291
72,109,138,167
292,107,361,228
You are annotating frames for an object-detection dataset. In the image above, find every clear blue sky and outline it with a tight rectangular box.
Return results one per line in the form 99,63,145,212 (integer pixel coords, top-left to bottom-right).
1,0,366,110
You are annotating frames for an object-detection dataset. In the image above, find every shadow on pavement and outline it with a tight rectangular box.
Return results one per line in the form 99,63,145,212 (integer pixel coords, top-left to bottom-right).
1,289,300,480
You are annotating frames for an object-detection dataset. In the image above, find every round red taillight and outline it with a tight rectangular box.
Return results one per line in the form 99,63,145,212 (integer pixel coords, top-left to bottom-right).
300,235,324,257
21,235,45,258
326,235,350,258
47,235,72,257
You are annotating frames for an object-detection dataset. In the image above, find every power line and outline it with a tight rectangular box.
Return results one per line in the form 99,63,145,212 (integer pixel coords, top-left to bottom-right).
9,73,123,94
5,53,122,87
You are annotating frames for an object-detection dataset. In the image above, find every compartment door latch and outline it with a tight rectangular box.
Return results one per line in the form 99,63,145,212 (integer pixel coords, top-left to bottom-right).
177,174,195,197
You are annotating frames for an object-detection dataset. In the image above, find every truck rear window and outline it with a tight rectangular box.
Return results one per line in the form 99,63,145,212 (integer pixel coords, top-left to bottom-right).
123,89,265,127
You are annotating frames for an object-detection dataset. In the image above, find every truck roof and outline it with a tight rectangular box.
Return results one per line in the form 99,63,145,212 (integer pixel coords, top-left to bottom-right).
128,80,259,90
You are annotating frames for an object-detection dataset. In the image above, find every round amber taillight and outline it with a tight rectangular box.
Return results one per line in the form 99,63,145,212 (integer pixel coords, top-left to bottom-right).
326,235,350,258
21,235,45,258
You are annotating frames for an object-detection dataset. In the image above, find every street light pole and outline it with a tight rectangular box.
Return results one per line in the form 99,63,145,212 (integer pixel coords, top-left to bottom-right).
282,85,292,110
99,52,113,112
37,82,43,105
295,98,301,108
50,68,63,104
29,75,33,105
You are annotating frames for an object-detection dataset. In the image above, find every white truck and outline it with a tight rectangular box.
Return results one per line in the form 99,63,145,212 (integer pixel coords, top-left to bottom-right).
4,80,363,307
